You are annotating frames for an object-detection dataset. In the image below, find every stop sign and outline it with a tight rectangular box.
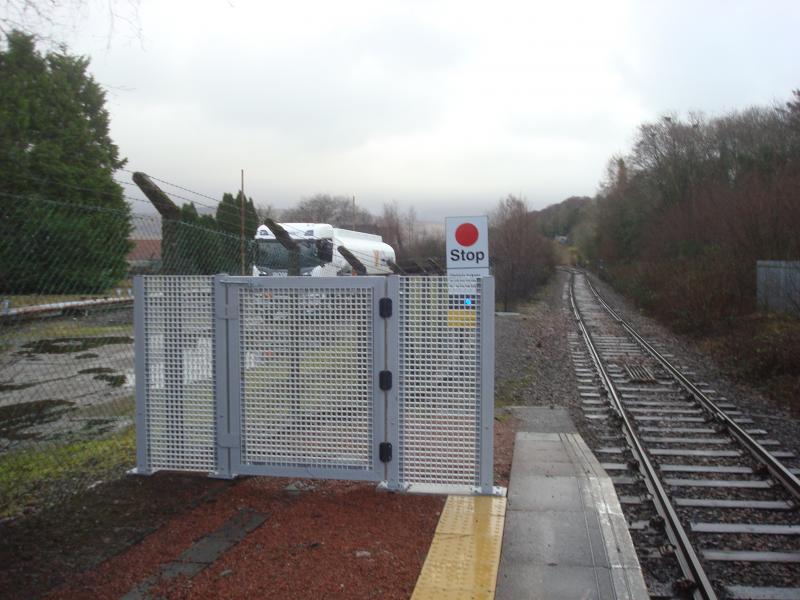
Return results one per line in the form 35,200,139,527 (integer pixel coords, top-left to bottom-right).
445,216,489,271
455,223,479,247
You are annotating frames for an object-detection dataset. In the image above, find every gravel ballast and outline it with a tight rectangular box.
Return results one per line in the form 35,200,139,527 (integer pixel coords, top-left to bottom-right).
586,272,800,458
495,269,580,410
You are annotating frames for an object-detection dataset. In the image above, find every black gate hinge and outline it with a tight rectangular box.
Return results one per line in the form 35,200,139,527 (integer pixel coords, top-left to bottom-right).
379,370,392,391
379,442,392,463
379,297,392,318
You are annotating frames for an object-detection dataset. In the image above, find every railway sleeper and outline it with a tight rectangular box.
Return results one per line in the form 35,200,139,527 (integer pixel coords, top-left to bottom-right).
691,523,800,535
702,550,800,563
725,585,800,600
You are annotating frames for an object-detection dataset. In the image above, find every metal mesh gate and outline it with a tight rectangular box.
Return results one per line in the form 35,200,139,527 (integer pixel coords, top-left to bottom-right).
134,275,494,493
397,277,483,487
230,280,382,479
134,276,216,473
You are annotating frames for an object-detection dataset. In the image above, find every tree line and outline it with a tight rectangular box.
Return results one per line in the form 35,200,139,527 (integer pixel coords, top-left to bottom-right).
0,31,131,294
550,91,800,331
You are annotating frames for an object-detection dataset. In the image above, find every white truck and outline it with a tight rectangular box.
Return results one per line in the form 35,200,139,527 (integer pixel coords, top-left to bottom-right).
252,222,396,276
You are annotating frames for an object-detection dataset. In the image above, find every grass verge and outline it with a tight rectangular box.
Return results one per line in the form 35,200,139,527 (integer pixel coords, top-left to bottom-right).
0,426,135,519
699,312,800,415
1,322,133,346
495,374,533,407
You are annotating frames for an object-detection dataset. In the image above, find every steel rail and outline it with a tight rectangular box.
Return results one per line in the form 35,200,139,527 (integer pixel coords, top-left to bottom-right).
583,274,800,505
569,272,717,600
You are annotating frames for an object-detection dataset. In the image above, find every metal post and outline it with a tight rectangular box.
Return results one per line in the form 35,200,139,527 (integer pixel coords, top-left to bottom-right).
478,276,495,494
225,280,243,473
339,245,367,276
384,275,401,489
264,218,300,276
240,170,245,275
212,274,233,478
132,276,151,474
131,172,182,275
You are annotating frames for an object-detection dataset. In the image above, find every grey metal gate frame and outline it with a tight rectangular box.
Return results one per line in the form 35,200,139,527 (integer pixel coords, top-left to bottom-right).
214,275,387,482
133,274,496,495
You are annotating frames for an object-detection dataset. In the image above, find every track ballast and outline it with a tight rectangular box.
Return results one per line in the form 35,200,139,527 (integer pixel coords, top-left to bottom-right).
568,270,800,600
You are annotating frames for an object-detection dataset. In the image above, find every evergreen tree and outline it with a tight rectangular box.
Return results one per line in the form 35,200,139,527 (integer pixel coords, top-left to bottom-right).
0,31,131,294
171,201,242,275
213,192,259,275
215,191,258,238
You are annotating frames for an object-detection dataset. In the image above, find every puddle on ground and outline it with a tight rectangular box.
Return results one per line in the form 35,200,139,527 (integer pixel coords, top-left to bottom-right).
0,399,75,441
78,367,115,375
93,373,126,387
0,381,37,393
77,367,126,387
17,336,133,356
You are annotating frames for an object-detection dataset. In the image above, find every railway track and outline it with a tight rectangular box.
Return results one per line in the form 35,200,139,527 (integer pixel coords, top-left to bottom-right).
567,270,800,600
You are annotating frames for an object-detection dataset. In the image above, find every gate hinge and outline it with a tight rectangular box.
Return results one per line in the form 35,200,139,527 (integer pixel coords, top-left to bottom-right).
379,297,392,318
379,442,392,463
379,370,392,391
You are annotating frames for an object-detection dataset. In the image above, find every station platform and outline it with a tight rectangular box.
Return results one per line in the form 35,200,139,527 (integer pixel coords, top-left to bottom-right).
412,407,648,600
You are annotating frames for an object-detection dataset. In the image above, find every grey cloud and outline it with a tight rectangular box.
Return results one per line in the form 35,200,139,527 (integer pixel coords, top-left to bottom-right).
118,16,468,151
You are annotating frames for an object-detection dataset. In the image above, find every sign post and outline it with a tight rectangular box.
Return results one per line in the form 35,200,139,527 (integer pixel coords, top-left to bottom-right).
445,216,489,294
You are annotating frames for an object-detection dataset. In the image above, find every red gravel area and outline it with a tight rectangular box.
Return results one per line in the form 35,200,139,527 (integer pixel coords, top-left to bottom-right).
494,412,521,487
34,417,520,600
0,473,232,600
50,478,443,600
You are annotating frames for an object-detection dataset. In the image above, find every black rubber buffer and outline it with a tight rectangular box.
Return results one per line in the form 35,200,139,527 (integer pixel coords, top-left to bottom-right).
379,370,392,391
379,297,392,318
379,442,392,463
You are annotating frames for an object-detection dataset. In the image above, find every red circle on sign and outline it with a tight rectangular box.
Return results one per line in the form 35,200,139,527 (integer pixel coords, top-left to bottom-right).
455,223,479,246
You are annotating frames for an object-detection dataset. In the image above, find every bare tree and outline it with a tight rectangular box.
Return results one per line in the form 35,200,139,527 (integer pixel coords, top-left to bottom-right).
1,0,141,48
376,200,405,253
490,195,555,311
281,193,373,228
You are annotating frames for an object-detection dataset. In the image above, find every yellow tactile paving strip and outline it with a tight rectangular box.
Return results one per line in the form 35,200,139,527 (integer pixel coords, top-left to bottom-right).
411,495,507,600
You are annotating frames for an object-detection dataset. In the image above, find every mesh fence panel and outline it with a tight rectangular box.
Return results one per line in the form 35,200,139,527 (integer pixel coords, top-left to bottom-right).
1,190,488,515
1,198,140,516
238,285,374,471
397,276,482,486
140,276,216,472
0,193,298,516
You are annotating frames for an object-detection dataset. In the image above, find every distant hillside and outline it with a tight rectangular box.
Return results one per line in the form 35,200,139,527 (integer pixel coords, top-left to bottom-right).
532,196,592,239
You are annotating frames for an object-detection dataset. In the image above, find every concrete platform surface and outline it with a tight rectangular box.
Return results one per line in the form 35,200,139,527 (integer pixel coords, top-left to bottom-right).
496,432,648,600
507,406,577,434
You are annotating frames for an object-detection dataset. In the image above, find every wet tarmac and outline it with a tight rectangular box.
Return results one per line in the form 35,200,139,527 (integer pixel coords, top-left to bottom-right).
0,308,135,451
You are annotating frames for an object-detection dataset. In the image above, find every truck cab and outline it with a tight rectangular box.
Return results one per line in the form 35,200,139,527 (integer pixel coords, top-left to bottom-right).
252,223,395,276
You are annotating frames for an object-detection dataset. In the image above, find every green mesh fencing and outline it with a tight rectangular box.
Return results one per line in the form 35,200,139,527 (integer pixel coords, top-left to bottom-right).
0,193,324,517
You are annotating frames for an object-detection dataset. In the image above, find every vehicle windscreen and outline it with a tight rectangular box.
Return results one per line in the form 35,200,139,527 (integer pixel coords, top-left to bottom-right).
255,239,321,271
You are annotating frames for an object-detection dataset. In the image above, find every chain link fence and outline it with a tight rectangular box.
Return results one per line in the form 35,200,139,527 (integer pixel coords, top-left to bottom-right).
0,192,343,518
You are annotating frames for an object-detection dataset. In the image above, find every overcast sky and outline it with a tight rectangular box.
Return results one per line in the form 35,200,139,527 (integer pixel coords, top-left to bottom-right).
44,0,800,219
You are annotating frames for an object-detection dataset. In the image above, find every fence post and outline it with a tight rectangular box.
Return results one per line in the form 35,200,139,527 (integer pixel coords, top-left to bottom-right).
212,274,233,478
384,275,401,489
226,280,244,473
132,275,151,474
479,276,495,494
